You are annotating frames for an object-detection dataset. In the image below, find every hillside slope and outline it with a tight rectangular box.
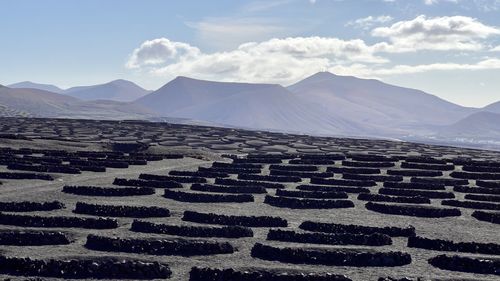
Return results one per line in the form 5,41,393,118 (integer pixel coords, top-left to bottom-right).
288,72,474,127
8,81,64,94
64,79,150,102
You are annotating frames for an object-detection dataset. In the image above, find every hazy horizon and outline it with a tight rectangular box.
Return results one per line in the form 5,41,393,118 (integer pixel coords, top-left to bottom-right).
1,0,499,107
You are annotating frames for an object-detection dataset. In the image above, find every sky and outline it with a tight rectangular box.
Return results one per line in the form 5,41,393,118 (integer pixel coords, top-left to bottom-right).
1,0,499,107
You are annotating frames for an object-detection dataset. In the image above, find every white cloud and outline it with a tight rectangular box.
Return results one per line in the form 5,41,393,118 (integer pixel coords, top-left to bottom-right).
491,45,500,51
346,15,393,30
423,0,458,5
126,38,200,69
126,34,500,85
318,58,500,78
372,15,500,52
126,36,388,84
373,58,500,75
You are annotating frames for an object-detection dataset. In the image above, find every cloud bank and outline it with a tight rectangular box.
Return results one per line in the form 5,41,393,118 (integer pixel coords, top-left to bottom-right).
126,15,500,84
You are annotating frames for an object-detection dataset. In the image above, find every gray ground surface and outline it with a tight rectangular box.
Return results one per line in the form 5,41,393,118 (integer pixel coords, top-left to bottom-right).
0,117,499,281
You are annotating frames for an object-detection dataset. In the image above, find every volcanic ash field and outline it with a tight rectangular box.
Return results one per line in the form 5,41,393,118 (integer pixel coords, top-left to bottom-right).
0,117,499,281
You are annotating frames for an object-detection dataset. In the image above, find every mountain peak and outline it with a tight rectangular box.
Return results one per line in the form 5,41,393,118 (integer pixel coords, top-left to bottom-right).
108,79,141,87
309,71,338,79
64,79,149,102
7,81,64,93
109,79,130,84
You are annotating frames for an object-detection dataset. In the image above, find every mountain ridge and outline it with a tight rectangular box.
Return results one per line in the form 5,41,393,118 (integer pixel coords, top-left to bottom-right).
8,81,65,94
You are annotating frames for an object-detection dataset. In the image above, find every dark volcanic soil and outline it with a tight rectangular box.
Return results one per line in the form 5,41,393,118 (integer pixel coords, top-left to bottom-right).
0,117,499,281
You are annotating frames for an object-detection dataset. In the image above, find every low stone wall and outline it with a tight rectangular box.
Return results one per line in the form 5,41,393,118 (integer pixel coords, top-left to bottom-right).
74,202,170,217
405,156,447,165
441,199,500,210
267,229,391,246
163,190,254,203
270,169,333,178
7,163,81,174
297,185,370,194
139,174,207,183
476,180,500,189
342,174,403,182
471,210,500,224
191,183,267,194
0,212,117,229
383,181,445,190
289,159,335,165
428,254,500,275
233,158,282,164
182,210,288,227
299,221,415,237
0,230,70,245
251,243,411,266
462,165,500,173
410,177,468,186
238,174,302,183
0,256,172,279
450,171,500,180
199,167,262,174
276,189,348,199
401,162,454,171
349,155,395,162
342,161,395,168
189,267,352,281
0,172,53,181
270,164,318,171
131,220,253,238
365,202,461,218
387,169,442,177
357,193,430,204
464,194,500,203
63,185,155,196
310,178,376,187
408,236,500,255
378,188,455,199
170,170,229,178
215,178,284,189
0,201,64,212
113,178,182,189
212,162,262,169
85,234,234,256
264,195,354,209
327,167,381,174
453,185,500,195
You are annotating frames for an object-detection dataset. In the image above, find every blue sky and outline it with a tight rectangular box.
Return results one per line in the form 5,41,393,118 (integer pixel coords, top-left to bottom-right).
1,0,499,107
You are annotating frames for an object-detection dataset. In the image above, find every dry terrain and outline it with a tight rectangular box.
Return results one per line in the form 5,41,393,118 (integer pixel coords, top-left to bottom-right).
0,117,498,281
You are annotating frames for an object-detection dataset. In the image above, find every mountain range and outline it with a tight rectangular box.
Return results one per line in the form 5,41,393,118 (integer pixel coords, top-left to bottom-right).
8,79,150,102
2,72,499,150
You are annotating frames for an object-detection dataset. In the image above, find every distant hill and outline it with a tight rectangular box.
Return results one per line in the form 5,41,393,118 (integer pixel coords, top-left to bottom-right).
136,76,376,136
288,72,474,128
171,84,368,135
0,86,78,117
438,111,500,138
0,103,31,117
483,101,500,114
8,81,64,94
136,76,276,114
7,79,150,102
64,79,150,102
0,86,154,119
5,73,500,149
135,73,478,137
